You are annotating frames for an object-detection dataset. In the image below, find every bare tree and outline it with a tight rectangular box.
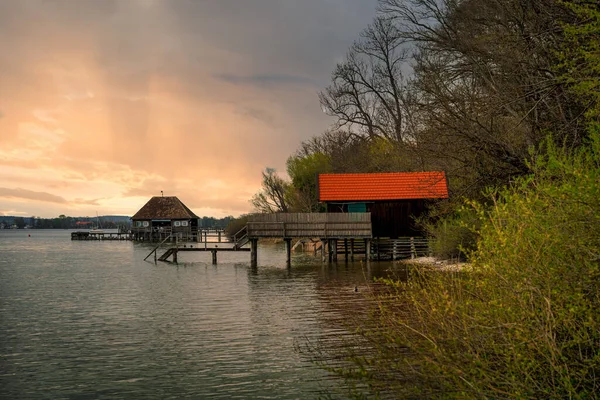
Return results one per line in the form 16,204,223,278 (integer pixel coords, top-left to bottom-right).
251,168,290,213
319,17,412,144
377,0,586,196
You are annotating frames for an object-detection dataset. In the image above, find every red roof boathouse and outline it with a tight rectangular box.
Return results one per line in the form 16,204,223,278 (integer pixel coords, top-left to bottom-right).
318,172,449,238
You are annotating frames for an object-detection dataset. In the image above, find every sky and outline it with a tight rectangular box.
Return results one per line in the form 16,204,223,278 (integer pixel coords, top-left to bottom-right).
0,0,377,218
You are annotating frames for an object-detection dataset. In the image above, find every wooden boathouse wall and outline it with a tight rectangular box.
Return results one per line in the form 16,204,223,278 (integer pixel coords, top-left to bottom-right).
326,200,427,238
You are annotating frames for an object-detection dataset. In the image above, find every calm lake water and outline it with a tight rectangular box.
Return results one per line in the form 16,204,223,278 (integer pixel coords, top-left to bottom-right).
0,230,406,399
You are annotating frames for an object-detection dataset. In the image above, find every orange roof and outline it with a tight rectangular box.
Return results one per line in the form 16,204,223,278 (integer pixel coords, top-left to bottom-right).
319,172,449,201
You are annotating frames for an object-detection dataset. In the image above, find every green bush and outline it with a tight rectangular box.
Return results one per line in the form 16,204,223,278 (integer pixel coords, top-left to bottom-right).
326,130,600,398
425,205,480,261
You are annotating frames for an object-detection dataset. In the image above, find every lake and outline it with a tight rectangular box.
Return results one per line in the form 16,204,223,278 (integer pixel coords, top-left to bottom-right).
0,230,405,399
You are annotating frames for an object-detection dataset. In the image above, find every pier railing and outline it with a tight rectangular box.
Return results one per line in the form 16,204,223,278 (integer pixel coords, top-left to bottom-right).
247,213,372,239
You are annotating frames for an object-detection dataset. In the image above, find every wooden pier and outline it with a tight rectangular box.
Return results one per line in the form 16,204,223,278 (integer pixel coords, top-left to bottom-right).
72,229,227,242
71,213,429,266
245,213,372,267
157,246,250,263
150,213,429,266
71,231,133,241
149,213,374,266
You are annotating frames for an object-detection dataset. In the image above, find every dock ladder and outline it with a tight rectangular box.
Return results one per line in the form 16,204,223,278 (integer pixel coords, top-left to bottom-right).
232,225,249,250
144,234,176,263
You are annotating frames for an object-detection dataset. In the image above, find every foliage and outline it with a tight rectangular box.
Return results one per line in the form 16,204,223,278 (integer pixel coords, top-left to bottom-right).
286,152,331,212
322,130,600,398
424,204,480,261
297,130,371,173
199,216,234,229
558,0,600,121
251,168,291,213
313,0,593,201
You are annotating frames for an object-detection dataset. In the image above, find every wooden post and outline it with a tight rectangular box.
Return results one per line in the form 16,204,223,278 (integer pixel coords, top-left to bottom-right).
344,239,348,261
328,239,333,263
365,239,371,260
218,231,221,243
321,239,327,262
204,230,208,243
284,238,292,266
332,239,338,262
410,237,416,259
393,239,398,260
250,239,258,267
173,249,178,263
211,249,217,264
350,239,354,261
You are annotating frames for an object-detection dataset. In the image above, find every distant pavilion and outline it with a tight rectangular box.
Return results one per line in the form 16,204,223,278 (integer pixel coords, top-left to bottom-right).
131,196,199,242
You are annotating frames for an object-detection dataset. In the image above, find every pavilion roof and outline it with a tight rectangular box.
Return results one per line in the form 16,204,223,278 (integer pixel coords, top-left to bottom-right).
131,196,199,220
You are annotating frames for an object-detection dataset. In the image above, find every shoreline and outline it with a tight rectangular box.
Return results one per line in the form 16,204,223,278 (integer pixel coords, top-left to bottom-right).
401,256,468,272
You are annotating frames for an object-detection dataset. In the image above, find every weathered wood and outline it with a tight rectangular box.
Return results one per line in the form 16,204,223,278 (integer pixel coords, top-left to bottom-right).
344,239,348,261
250,239,258,267
332,239,338,262
247,213,372,239
284,238,291,265
71,232,134,241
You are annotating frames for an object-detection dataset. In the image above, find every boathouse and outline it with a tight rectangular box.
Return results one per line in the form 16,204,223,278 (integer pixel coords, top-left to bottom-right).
131,196,199,242
318,172,449,238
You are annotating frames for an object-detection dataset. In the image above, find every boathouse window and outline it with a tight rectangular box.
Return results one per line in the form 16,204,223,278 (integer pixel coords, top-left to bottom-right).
143,221,149,227
181,221,188,227
174,221,181,227
135,221,141,227
348,203,367,213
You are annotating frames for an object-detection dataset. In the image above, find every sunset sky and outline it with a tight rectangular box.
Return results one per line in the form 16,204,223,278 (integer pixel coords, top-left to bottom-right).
0,0,377,218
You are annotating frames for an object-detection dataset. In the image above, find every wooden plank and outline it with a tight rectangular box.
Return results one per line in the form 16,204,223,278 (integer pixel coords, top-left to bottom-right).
246,213,372,239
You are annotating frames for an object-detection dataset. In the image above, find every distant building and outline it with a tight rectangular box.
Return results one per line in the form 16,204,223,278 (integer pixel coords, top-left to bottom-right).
131,196,199,242
318,172,449,237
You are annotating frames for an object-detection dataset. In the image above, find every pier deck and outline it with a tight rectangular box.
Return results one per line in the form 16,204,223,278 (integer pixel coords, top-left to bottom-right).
71,232,133,241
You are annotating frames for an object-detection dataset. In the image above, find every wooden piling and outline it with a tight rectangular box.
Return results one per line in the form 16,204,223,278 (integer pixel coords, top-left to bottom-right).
250,239,258,267
332,239,338,262
284,238,291,265
344,239,348,261
211,249,217,264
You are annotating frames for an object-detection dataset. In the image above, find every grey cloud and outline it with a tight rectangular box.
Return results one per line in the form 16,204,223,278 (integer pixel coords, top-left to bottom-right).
216,73,315,87
0,187,68,204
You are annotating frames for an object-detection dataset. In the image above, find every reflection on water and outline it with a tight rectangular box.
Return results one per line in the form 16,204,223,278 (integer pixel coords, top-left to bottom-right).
0,230,408,399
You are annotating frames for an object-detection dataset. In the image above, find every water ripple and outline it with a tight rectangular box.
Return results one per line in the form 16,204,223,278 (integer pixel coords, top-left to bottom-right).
0,230,405,399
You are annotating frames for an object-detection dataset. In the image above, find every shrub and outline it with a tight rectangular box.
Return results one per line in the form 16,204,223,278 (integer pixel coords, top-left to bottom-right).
325,130,600,398
424,204,480,261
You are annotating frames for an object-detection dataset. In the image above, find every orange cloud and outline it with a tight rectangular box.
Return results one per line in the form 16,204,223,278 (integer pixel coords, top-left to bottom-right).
0,0,376,218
